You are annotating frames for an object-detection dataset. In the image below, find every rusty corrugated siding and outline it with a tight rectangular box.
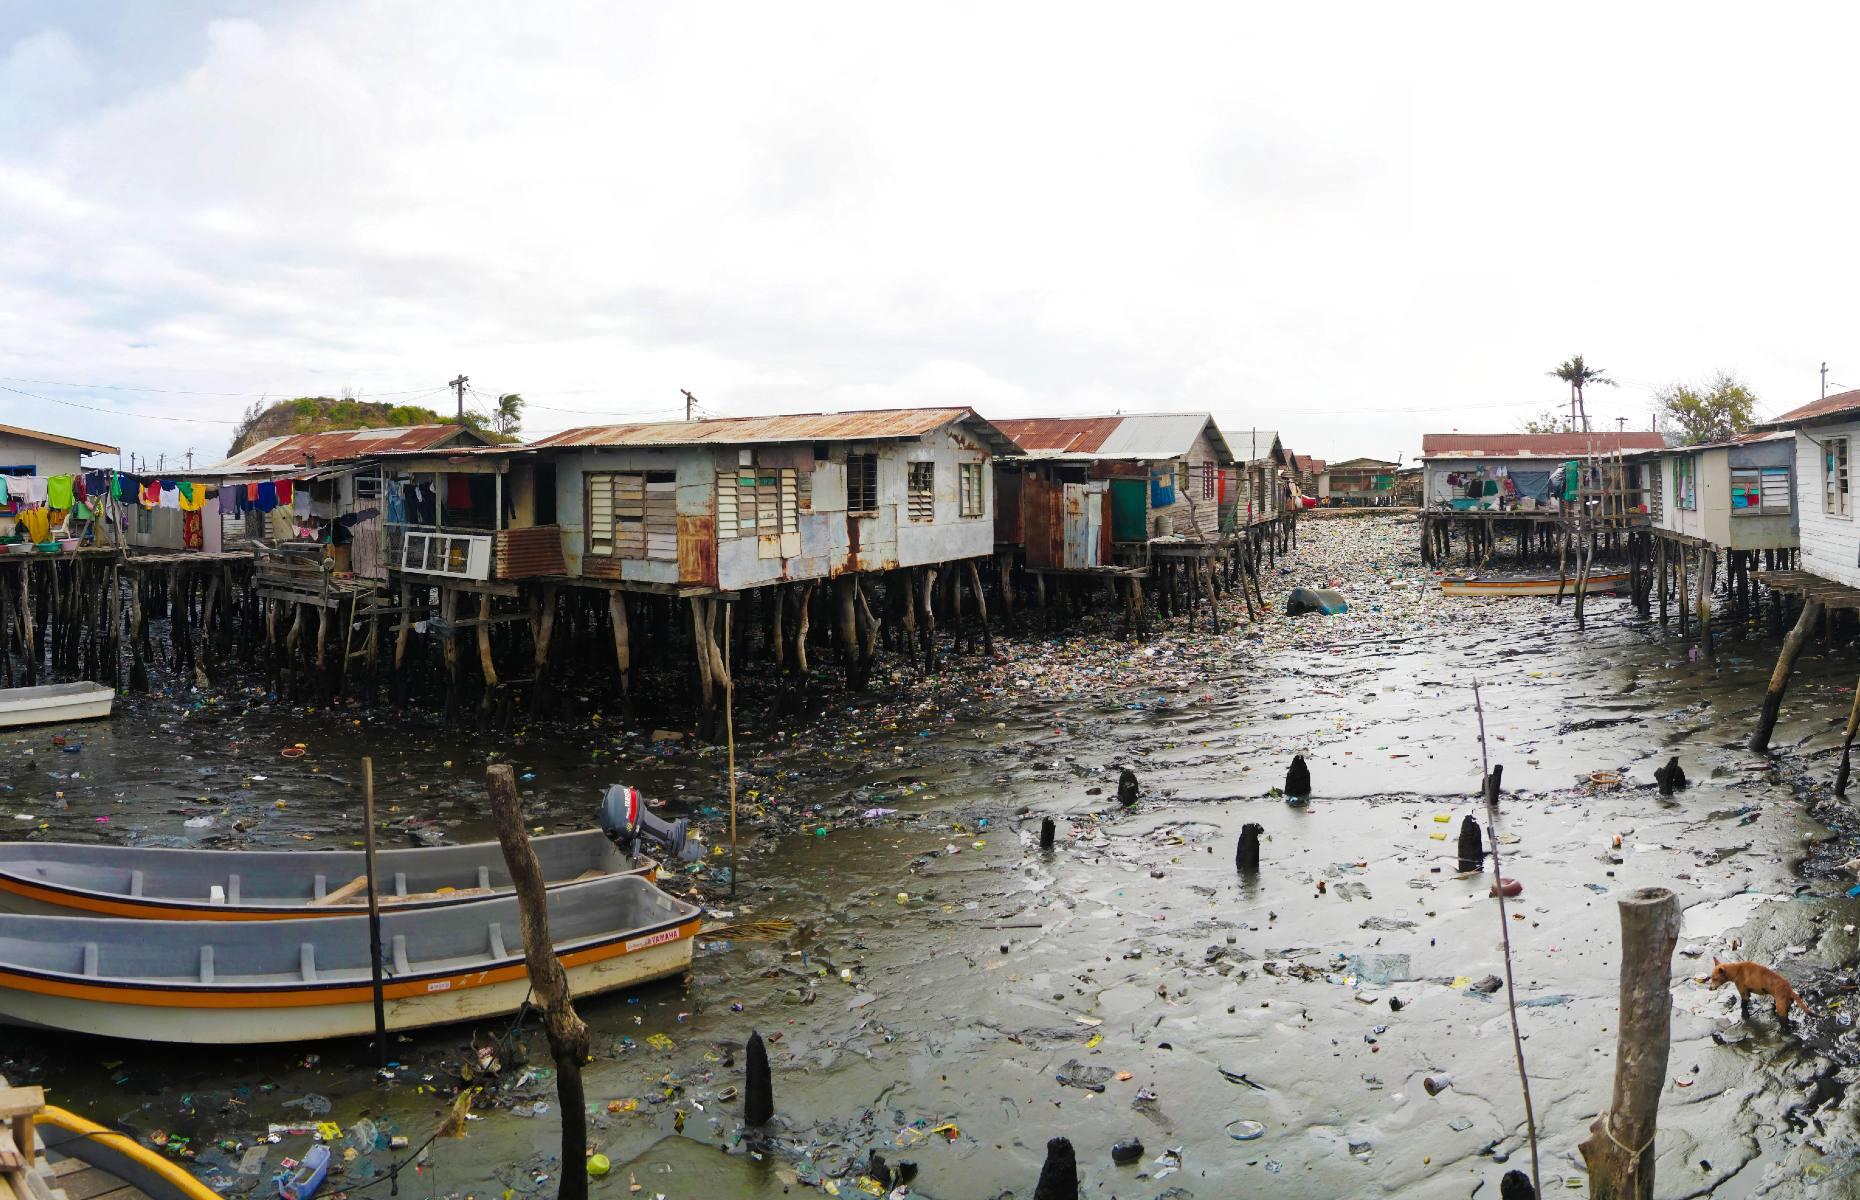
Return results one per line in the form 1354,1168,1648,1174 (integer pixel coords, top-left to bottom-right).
205,425,484,475
493,526,566,579
678,515,717,586
1024,473,1063,569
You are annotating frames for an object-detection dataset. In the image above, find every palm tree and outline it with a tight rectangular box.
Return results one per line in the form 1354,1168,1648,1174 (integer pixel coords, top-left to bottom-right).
1549,355,1615,433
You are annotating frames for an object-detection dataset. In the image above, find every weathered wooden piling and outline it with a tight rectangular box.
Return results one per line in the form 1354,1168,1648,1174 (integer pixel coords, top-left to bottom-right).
1577,887,1680,1199
1750,598,1824,752
744,1030,774,1128
486,763,591,1200
1032,1137,1079,1200
1039,817,1056,850
1285,754,1310,798
1457,815,1484,873
1237,822,1261,873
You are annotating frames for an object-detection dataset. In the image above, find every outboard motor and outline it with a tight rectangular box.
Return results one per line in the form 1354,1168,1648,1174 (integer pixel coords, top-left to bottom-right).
601,785,702,862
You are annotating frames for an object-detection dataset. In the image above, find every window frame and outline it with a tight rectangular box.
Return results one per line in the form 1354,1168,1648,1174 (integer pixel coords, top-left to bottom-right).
1675,456,1697,511
907,461,935,523
958,462,984,518
1731,464,1792,517
1826,437,1850,518
846,452,879,516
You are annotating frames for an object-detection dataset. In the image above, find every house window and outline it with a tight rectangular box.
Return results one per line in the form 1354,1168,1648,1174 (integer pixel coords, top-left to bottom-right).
1732,466,1793,516
718,468,798,538
959,462,984,518
587,471,676,560
1826,438,1850,517
847,453,878,515
353,468,382,503
1675,457,1696,510
1201,463,1217,500
907,462,935,522
137,506,153,535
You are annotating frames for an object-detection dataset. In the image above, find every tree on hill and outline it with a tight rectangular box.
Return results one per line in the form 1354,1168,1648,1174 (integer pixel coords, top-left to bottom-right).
226,396,488,455
1656,371,1758,445
1520,409,1572,434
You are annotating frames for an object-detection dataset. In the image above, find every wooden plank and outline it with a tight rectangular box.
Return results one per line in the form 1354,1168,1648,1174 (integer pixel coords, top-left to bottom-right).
0,1090,42,1121
313,875,368,906
46,1161,142,1200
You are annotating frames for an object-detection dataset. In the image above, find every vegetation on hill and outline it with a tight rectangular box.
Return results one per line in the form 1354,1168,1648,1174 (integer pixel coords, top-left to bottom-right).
226,394,521,455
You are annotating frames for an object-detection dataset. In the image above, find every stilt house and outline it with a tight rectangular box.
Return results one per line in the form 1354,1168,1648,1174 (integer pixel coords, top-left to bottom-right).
1636,431,1798,554
1754,390,1860,585
990,414,1237,569
527,408,1018,592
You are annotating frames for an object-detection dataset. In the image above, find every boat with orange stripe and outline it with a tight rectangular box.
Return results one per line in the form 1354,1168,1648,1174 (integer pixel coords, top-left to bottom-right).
0,829,658,920
1439,570,1629,598
0,873,699,1043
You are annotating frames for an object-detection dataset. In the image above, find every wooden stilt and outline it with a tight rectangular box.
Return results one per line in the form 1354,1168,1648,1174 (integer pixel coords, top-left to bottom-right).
1750,598,1824,752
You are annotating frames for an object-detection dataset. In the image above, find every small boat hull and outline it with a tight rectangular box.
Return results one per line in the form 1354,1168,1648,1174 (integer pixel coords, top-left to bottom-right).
0,874,699,1044
0,681,113,729
0,829,656,920
36,1103,224,1200
1440,572,1629,598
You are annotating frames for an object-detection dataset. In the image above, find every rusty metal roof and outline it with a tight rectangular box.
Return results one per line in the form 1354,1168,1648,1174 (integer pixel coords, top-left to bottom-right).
199,424,486,476
1420,432,1667,459
994,413,1237,464
1761,388,1860,430
526,408,1019,456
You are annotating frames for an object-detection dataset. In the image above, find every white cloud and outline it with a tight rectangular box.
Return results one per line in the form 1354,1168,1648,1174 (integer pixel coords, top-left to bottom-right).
0,1,1858,463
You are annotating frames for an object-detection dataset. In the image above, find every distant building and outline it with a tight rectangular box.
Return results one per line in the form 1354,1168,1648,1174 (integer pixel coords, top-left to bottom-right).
0,422,117,478
1419,433,1667,510
1322,456,1401,506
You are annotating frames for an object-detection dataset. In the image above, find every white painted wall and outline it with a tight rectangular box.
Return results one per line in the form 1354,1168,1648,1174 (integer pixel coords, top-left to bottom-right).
1795,424,1860,585
0,434,90,478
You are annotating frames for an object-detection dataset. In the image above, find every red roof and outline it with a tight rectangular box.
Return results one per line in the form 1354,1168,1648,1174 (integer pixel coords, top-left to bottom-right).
1764,388,1860,428
204,424,485,475
990,417,1124,454
1420,432,1667,459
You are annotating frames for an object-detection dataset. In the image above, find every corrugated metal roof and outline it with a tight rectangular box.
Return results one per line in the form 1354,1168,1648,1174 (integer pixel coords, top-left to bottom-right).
990,417,1123,454
994,413,1237,464
1420,432,1667,459
1230,428,1281,464
200,425,484,476
0,422,116,455
1761,388,1860,429
1633,429,1791,455
526,408,1019,456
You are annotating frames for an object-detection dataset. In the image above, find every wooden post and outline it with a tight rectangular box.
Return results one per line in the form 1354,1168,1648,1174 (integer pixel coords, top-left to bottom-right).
486,763,591,1200
362,757,387,1069
966,559,993,655
1750,598,1824,752
1578,887,1681,1200
1695,547,1714,659
530,583,557,716
1837,674,1860,795
608,591,632,717
725,602,739,898
1654,537,1667,626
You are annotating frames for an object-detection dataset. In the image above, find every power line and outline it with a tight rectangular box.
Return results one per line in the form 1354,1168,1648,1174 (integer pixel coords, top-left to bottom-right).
0,383,239,425
0,375,457,399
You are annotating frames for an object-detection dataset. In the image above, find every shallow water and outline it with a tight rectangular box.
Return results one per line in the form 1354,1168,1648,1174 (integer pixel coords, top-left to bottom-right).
5,516,1860,1198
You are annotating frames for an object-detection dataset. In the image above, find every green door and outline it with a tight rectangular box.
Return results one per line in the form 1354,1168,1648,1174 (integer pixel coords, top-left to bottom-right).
1110,478,1148,541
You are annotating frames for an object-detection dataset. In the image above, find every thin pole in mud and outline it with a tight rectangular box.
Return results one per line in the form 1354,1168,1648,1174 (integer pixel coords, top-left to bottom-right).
362,755,388,1071
726,601,739,899
1470,681,1541,1199
1837,674,1860,794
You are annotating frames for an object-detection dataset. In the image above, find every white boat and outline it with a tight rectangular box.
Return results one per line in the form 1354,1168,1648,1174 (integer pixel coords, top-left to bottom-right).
0,681,113,729
1440,571,1629,598
0,829,657,920
0,873,699,1044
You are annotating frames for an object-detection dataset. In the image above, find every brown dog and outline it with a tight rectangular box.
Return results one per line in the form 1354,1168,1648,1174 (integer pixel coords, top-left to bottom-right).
1709,958,1808,1022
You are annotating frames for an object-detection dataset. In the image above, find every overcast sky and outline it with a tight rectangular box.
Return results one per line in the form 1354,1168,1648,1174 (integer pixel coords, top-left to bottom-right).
3,2,1856,469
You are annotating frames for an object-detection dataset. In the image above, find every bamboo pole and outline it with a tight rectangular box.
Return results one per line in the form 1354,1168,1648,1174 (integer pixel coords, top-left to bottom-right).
1578,887,1681,1199
486,763,590,1200
362,757,387,1069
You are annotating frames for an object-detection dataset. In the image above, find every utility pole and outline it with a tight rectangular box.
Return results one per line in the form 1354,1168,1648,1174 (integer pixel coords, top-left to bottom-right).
449,374,470,422
1823,362,1830,400
1616,417,1627,434
682,389,697,422
185,447,195,470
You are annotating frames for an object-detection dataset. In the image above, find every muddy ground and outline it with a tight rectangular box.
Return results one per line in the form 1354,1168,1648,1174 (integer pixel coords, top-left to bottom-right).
5,514,1860,1199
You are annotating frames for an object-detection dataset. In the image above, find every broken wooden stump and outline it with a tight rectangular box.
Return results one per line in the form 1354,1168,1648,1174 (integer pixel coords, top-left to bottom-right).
1654,757,1687,798
1237,822,1262,873
1285,754,1310,799
1457,815,1485,874
1116,768,1139,806
1039,817,1056,851
1577,886,1681,1200
1750,599,1823,753
1032,1136,1079,1200
744,1030,774,1128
